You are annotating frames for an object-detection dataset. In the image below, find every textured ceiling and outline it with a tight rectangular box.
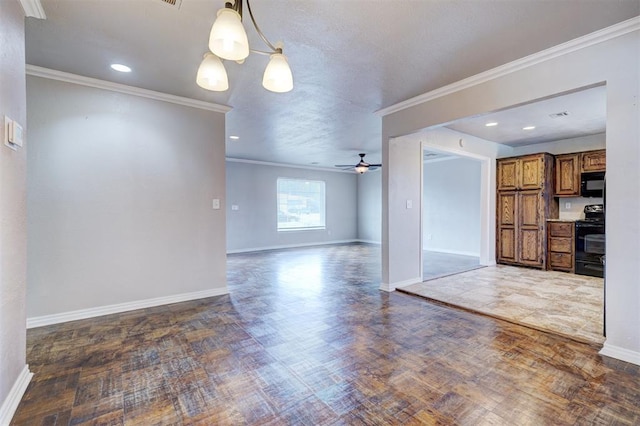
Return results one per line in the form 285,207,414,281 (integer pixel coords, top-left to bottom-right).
446,85,607,147
25,0,639,168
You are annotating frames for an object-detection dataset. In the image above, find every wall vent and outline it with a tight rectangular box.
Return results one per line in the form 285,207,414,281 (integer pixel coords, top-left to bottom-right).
160,0,182,8
549,111,569,118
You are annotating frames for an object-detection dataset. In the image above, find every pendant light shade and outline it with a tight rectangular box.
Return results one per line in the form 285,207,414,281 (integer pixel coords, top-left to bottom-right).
209,7,250,61
196,53,229,91
198,0,294,93
262,52,293,93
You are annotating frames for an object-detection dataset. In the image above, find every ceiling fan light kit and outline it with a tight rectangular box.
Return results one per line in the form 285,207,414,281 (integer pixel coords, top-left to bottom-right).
197,0,294,93
335,153,382,174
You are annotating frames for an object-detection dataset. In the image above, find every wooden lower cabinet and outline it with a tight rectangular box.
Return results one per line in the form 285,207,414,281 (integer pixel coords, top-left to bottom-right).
547,221,575,272
497,190,547,268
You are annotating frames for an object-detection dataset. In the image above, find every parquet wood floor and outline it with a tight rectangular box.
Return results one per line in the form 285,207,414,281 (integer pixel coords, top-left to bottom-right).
12,244,640,425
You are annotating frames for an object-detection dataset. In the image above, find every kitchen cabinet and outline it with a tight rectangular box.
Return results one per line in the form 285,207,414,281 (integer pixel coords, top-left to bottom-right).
496,153,557,269
554,153,581,196
547,221,575,273
581,150,606,172
497,155,545,191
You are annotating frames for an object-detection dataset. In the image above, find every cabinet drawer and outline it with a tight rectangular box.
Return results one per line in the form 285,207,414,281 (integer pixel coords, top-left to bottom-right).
549,252,573,269
549,237,572,253
549,222,573,237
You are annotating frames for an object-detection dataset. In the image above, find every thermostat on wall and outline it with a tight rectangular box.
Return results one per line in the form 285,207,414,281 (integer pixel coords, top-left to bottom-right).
4,115,24,150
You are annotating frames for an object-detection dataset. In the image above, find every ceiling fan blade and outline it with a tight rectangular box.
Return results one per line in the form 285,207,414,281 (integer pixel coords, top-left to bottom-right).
368,163,382,167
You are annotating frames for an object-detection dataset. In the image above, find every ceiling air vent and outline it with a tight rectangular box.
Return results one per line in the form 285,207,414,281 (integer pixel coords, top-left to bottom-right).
159,0,182,8
549,111,569,118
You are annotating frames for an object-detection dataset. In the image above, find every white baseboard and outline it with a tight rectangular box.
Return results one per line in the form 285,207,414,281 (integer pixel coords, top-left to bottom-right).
423,248,480,257
356,239,381,245
0,365,33,425
380,276,423,292
27,287,229,329
227,239,359,254
599,343,640,366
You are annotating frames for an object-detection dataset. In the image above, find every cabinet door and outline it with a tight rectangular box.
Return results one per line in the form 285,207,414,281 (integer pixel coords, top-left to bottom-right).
555,154,580,196
518,191,543,266
497,159,518,191
497,192,517,263
520,156,543,190
582,150,606,172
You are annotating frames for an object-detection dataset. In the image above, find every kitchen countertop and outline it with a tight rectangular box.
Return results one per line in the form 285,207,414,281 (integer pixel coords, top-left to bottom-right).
547,218,578,222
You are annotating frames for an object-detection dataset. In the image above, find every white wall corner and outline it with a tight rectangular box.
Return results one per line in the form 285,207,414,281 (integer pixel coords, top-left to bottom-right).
599,343,640,366
381,277,423,292
0,365,33,425
379,282,396,292
27,287,230,328
19,0,46,19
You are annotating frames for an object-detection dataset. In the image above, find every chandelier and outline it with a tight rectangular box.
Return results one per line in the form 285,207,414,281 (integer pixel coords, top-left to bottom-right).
196,0,293,93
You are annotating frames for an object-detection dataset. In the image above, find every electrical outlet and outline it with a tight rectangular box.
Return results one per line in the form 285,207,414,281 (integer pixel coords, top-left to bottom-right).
406,200,413,209
565,202,571,209
231,204,239,211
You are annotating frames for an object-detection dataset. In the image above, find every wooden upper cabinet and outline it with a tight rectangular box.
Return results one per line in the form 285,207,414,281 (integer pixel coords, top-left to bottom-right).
582,150,606,172
497,159,519,191
555,153,580,196
520,156,544,190
497,154,545,191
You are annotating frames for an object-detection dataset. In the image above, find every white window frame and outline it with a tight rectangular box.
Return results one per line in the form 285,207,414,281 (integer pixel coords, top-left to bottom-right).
277,178,326,231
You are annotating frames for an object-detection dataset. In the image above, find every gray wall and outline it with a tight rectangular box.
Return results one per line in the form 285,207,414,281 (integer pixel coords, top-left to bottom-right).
226,161,357,252
0,0,28,414
26,77,227,318
423,157,481,256
357,171,381,243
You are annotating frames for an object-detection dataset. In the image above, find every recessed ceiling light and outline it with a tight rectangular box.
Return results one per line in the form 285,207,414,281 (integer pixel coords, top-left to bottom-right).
523,126,536,130
229,135,239,140
485,122,498,127
110,64,131,73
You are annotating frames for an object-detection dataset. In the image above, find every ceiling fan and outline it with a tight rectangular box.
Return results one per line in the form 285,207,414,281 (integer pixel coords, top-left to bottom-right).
335,153,382,174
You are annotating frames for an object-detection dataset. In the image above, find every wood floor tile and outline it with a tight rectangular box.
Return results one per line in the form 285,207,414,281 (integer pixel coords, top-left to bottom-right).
11,243,640,425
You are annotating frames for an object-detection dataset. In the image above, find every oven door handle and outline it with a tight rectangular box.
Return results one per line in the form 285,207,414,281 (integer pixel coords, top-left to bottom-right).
584,264,604,271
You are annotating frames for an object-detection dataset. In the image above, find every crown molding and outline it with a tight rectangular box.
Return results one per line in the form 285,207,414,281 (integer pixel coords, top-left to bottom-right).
376,16,640,117
226,157,355,173
19,0,46,19
26,65,231,114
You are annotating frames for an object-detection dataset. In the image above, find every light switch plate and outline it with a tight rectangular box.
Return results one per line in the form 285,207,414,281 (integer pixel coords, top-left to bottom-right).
4,116,22,151
212,199,221,210
406,200,413,209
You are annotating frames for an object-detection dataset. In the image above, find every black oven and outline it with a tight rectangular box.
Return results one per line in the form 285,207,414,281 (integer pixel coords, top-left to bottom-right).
575,204,605,278
581,171,605,198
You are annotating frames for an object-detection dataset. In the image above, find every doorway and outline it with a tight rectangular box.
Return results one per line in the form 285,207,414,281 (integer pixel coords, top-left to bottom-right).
422,150,484,281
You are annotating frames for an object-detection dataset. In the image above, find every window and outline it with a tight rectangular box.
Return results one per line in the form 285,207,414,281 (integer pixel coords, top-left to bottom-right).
277,178,326,231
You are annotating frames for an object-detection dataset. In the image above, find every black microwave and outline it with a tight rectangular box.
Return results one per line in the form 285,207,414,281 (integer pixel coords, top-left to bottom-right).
581,171,605,198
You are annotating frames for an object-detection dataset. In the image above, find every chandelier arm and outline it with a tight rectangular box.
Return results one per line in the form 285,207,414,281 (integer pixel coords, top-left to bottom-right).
246,0,279,53
249,48,274,56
